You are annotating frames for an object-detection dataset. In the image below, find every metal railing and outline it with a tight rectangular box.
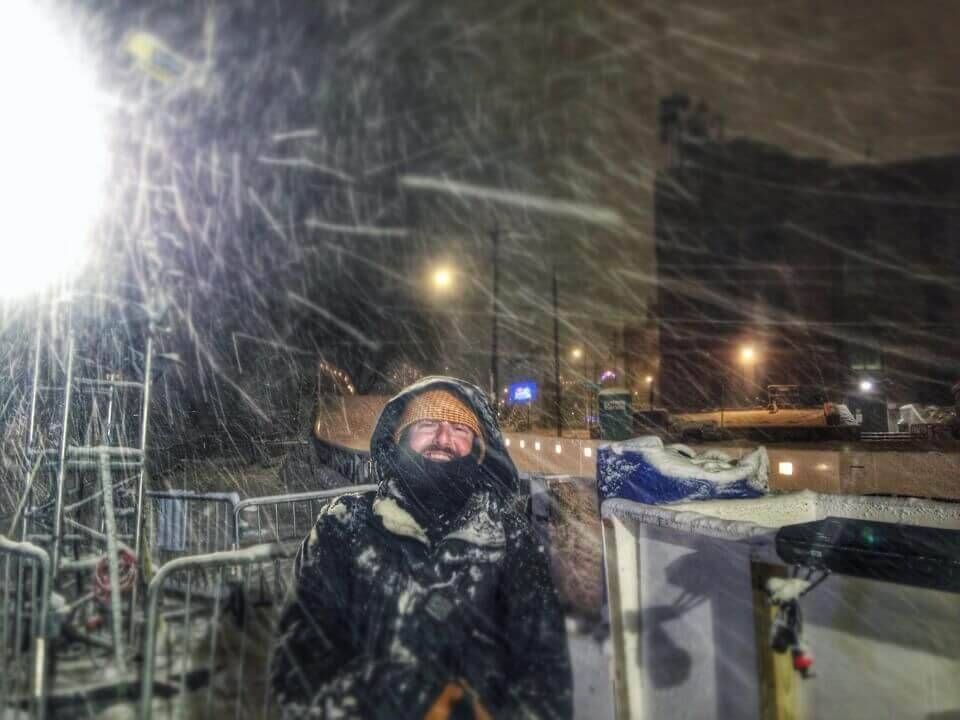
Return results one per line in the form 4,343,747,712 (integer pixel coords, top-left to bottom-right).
139,543,295,720
232,485,376,549
146,491,241,563
0,536,51,720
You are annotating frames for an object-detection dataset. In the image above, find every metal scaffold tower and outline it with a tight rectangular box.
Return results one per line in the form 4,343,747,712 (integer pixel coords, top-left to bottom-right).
12,293,156,685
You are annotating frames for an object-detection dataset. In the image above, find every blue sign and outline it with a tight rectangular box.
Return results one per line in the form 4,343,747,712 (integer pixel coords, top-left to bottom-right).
508,381,538,405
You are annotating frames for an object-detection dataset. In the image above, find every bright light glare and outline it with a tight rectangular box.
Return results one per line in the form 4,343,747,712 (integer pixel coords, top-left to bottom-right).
571,348,583,360
0,1,109,298
740,346,756,363
431,266,454,291
778,461,794,476
645,375,654,384
859,380,874,392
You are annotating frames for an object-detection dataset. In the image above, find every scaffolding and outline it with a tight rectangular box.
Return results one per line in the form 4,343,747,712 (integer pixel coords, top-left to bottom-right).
6,294,157,705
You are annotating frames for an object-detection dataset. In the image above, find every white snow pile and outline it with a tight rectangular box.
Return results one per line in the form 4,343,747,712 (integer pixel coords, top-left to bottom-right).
597,435,769,505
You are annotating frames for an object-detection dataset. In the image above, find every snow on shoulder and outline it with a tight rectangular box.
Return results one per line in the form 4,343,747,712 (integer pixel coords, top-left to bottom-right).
373,496,430,546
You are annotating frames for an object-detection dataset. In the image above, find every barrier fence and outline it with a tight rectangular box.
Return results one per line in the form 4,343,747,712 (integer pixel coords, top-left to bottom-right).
139,543,295,720
0,536,51,720
233,485,377,549
146,491,241,564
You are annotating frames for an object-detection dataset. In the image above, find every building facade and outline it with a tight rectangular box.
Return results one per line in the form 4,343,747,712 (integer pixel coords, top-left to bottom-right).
655,135,960,411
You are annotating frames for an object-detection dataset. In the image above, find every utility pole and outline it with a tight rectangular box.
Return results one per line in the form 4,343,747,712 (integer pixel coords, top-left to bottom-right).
553,264,562,438
490,226,500,403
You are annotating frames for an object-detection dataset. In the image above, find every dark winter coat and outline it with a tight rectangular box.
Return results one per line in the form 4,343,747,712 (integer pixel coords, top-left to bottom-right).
270,377,572,719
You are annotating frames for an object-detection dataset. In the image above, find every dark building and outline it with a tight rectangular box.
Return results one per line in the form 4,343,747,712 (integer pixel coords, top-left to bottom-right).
655,112,960,411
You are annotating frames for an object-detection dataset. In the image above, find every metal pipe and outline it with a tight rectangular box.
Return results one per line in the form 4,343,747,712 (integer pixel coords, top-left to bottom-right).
27,317,43,450
99,451,127,672
131,334,154,641
50,337,75,578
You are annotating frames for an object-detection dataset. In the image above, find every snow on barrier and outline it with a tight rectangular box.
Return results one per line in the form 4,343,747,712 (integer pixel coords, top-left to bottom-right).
233,484,376,549
597,436,769,505
600,491,960,720
0,536,51,720
139,543,295,720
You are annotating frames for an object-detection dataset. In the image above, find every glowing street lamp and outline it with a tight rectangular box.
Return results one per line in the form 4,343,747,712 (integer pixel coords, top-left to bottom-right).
740,345,756,364
430,266,455,293
859,379,874,393
0,1,110,298
571,347,583,360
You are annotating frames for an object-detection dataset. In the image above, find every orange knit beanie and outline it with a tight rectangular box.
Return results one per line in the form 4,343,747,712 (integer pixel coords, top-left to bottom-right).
394,389,484,459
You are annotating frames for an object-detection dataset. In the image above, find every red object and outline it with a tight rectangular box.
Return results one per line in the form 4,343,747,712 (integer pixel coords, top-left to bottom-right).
93,549,138,606
793,650,814,672
85,614,103,632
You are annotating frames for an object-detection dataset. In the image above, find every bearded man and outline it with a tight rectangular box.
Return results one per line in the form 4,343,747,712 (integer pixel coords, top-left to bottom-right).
270,377,572,719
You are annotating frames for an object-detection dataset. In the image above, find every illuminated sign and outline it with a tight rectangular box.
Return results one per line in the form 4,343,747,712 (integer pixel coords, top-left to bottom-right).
508,381,538,405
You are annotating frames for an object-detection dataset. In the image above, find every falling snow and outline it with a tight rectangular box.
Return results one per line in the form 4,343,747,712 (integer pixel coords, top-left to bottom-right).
0,0,959,718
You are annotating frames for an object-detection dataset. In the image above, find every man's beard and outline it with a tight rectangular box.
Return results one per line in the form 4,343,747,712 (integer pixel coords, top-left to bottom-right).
388,444,483,527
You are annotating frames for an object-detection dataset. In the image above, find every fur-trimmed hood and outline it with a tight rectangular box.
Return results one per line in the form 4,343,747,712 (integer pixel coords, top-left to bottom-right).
370,376,519,497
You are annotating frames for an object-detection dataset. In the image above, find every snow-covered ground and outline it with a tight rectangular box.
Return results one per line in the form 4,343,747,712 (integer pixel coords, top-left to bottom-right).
568,623,614,720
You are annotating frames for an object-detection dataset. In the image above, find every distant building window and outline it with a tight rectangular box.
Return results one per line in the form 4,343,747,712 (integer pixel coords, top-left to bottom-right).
849,346,882,371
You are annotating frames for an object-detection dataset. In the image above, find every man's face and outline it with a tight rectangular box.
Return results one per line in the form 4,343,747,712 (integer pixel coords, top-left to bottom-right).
406,419,475,462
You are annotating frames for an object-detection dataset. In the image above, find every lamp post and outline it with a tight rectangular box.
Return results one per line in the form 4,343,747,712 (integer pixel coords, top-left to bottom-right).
572,347,589,429
490,226,499,403
645,374,655,410
739,344,757,405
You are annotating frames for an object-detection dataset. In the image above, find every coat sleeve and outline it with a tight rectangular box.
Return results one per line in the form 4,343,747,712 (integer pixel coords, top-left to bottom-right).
498,517,574,719
269,512,446,719
269,518,355,708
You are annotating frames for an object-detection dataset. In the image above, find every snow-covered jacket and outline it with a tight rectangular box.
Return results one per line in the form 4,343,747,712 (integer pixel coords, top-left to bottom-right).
270,377,572,719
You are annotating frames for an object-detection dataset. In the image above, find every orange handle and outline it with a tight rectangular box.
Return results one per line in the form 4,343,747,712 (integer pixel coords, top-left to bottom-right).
424,682,465,720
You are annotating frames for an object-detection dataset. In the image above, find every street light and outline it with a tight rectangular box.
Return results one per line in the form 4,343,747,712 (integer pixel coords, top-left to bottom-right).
570,346,589,430
738,345,759,406
0,1,110,298
430,266,455,292
859,379,874,393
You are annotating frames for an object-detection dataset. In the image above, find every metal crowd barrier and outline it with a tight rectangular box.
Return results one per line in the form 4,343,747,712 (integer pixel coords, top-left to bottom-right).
146,491,241,564
233,484,377,549
139,543,295,720
0,536,51,720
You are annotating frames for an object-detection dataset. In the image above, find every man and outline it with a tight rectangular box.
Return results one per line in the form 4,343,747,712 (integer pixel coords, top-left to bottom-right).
270,377,572,719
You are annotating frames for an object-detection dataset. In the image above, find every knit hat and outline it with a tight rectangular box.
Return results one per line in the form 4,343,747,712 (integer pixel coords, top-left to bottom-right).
394,389,485,459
